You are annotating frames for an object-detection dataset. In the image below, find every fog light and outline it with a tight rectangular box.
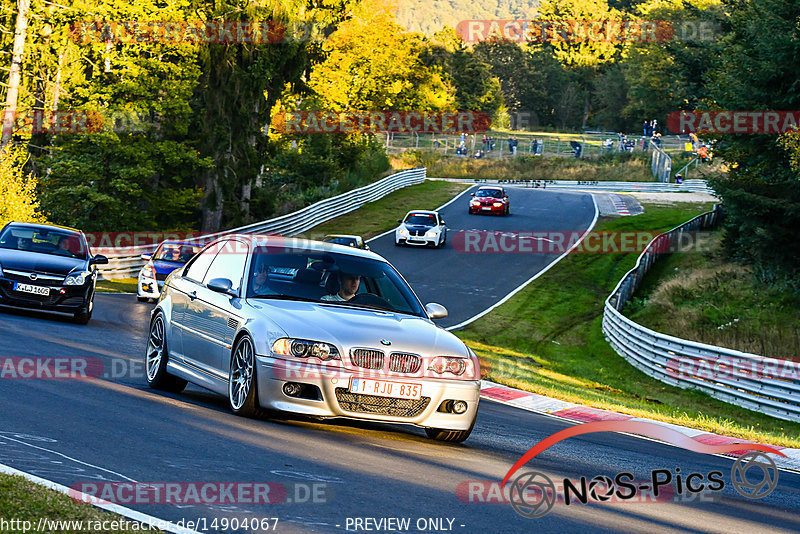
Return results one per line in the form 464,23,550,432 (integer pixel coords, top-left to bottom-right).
283,382,302,397
453,400,468,414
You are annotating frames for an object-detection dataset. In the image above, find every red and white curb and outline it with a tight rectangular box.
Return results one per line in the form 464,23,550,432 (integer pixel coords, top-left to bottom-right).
479,380,800,472
611,194,631,215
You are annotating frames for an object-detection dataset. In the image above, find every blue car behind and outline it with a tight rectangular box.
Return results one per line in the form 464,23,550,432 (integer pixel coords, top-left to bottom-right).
137,241,201,302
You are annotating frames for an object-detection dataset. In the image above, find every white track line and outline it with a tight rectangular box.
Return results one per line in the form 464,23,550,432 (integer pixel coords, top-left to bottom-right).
446,194,600,331
0,462,201,534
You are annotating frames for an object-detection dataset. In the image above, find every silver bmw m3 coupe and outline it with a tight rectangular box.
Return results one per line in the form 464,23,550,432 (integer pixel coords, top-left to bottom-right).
145,235,480,442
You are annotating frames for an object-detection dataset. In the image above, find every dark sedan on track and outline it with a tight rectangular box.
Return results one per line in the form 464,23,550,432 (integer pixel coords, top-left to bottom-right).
0,222,108,324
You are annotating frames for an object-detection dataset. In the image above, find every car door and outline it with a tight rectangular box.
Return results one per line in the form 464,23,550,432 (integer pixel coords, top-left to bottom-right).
183,239,248,379
168,242,220,362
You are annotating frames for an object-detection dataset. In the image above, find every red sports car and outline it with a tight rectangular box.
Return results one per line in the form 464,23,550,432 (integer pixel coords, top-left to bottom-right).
468,186,510,216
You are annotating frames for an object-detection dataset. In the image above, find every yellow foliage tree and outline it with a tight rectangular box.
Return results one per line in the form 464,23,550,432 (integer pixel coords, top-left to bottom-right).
0,145,47,227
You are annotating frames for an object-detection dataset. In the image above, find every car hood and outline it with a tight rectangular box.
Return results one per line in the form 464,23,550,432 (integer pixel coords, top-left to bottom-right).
474,195,502,201
0,248,85,275
246,299,468,358
401,224,435,231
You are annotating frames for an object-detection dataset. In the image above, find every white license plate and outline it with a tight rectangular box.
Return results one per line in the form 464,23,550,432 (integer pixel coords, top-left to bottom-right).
481,206,492,210
349,378,422,400
13,283,50,296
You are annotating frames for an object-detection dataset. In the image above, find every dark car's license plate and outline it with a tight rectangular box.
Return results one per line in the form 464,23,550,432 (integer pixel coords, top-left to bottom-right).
13,282,50,296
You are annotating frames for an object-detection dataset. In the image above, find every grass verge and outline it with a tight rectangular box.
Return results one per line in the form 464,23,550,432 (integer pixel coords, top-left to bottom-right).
454,201,800,448
305,180,470,240
624,231,800,360
399,151,656,182
0,472,158,533
96,278,138,294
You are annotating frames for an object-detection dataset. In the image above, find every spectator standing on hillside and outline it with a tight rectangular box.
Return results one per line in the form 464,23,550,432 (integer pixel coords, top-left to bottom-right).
643,120,649,136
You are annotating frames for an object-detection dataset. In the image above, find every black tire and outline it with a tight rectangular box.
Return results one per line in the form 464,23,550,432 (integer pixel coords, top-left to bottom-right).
145,312,188,392
73,309,91,324
229,335,260,417
137,296,148,302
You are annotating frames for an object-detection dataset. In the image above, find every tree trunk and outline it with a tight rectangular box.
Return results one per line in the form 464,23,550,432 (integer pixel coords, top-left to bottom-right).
1,0,31,151
581,92,590,130
52,51,64,111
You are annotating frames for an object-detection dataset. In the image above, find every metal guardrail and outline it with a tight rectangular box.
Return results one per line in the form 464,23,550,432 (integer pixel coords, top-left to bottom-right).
97,167,427,279
650,142,672,182
602,206,800,423
430,177,715,195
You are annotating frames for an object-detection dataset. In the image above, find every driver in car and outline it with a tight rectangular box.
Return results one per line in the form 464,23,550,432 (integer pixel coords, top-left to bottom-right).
322,271,361,301
252,262,269,294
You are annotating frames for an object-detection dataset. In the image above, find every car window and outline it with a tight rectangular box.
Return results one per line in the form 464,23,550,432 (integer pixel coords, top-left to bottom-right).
404,213,438,225
154,243,200,263
248,247,426,317
185,241,225,283
475,189,503,198
202,239,248,293
0,226,87,259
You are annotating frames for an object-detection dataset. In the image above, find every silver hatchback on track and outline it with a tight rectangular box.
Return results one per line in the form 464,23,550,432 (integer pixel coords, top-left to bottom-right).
145,235,480,442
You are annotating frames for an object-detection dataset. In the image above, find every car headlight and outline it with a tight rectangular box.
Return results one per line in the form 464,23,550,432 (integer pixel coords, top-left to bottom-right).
425,230,437,237
141,263,155,280
64,271,92,286
398,228,409,236
272,338,341,361
470,200,480,206
428,356,473,377
493,202,503,207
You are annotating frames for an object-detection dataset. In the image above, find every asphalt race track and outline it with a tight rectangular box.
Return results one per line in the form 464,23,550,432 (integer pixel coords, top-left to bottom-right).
369,187,597,329
1,188,799,533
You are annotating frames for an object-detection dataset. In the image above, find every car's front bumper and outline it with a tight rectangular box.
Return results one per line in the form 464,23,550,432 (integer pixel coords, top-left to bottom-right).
0,277,92,314
469,205,503,214
396,234,439,246
255,356,480,430
137,274,162,298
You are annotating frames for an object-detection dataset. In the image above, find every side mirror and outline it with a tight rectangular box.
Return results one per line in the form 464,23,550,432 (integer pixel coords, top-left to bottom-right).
208,277,238,297
440,220,446,226
504,195,508,199
425,302,448,319
397,219,402,224
471,192,475,197
91,255,109,265
365,245,370,251
140,253,151,261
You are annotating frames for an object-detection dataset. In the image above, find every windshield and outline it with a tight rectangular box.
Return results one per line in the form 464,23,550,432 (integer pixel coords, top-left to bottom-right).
475,189,503,198
0,226,87,259
247,247,426,317
154,243,201,263
404,213,438,226
325,236,358,247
